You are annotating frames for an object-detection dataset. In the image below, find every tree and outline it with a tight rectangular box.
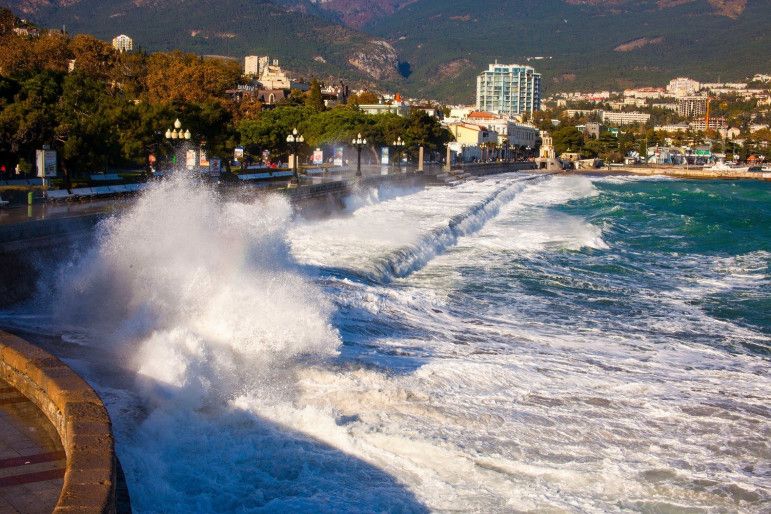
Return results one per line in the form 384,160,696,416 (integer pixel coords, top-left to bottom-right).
238,106,312,158
145,52,240,104
0,71,62,165
551,126,583,155
0,8,15,36
352,91,379,105
54,71,124,176
69,34,118,81
305,79,324,112
403,110,452,152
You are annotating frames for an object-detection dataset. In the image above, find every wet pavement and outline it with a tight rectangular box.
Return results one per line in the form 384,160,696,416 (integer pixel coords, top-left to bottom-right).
0,198,130,227
0,377,65,513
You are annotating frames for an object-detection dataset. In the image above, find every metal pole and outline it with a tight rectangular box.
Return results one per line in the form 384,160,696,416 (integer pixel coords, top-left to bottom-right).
356,145,362,177
292,142,298,184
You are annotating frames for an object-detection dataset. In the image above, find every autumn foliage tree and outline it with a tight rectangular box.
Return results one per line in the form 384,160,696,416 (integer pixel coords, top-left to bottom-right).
144,51,241,104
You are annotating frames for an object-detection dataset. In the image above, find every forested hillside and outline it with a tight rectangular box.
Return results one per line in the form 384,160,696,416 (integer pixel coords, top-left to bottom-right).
3,0,769,102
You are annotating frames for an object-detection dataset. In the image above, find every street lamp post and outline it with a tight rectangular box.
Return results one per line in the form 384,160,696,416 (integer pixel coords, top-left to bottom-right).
286,128,305,185
352,133,367,177
392,136,405,172
165,118,191,168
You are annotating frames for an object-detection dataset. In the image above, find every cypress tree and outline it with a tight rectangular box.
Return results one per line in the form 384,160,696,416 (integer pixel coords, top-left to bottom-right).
306,78,324,111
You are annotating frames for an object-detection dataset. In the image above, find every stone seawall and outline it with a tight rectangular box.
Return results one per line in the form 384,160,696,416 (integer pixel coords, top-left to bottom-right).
0,330,117,512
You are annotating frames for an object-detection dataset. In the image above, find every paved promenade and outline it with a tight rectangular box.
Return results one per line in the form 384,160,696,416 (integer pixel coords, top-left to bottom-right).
0,377,64,513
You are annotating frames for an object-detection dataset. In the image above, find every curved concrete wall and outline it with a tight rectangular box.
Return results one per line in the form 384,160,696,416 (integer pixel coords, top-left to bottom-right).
0,330,117,513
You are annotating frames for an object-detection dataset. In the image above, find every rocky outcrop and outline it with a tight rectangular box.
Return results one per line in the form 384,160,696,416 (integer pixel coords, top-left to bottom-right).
705,0,747,18
614,36,665,52
348,39,398,80
566,0,747,18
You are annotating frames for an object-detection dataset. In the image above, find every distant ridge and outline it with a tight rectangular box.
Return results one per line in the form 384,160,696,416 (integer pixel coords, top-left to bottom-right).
2,0,769,102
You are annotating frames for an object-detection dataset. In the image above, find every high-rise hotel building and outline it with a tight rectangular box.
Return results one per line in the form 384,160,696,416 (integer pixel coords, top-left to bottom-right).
476,63,541,116
112,34,133,53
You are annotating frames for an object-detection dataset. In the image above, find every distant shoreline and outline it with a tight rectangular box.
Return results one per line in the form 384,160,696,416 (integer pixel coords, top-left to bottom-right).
564,167,771,182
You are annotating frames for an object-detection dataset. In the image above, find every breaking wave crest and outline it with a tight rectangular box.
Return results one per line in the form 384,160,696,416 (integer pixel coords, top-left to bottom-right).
371,178,537,281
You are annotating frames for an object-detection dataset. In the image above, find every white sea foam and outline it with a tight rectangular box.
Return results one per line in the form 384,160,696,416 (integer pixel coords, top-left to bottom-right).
290,174,540,281
464,175,608,253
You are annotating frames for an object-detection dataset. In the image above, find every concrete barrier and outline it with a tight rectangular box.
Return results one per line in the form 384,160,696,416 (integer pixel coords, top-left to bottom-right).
0,330,117,513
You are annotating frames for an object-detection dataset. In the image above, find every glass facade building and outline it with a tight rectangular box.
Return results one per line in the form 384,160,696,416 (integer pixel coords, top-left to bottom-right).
476,64,541,116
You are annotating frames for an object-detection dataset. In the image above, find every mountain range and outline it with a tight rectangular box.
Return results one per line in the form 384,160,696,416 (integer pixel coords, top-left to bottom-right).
3,0,770,102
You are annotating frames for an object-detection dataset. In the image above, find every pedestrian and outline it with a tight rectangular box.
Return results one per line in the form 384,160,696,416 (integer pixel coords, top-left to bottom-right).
15,163,20,176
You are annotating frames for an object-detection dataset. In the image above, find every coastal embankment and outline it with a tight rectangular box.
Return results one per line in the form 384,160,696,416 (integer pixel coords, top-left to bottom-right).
0,329,120,512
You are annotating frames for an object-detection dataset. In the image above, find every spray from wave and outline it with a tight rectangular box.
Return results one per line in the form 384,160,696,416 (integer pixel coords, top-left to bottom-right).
57,175,340,391
48,175,395,511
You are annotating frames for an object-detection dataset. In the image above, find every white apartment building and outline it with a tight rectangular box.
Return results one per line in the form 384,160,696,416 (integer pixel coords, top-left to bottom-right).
677,96,709,118
689,117,727,131
654,123,689,133
666,77,701,98
463,116,538,147
259,59,290,89
112,34,133,53
602,111,651,126
565,109,602,118
623,97,647,108
244,55,269,77
623,88,666,100
359,103,410,117
476,63,541,116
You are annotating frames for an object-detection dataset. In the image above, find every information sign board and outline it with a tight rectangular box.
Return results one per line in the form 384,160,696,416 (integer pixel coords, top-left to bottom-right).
36,149,57,177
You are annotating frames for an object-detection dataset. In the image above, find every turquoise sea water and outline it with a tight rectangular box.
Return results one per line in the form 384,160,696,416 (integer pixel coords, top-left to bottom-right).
564,178,770,343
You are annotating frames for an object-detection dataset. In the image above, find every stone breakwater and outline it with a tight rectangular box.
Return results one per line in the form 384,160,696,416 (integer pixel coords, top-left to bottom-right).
0,330,118,513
